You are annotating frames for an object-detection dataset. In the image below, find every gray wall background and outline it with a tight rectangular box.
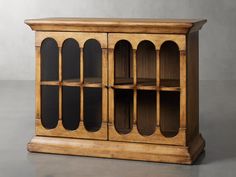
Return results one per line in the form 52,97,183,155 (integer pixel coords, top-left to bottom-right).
0,0,235,80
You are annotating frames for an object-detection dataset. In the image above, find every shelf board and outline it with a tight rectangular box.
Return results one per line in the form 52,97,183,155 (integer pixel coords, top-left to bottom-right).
83,78,102,88
83,83,102,88
113,78,180,91
112,85,180,91
160,87,180,92
41,81,59,86
112,85,134,90
63,78,102,84
40,79,180,91
160,79,180,91
136,85,157,90
62,78,81,86
41,78,102,88
63,78,102,87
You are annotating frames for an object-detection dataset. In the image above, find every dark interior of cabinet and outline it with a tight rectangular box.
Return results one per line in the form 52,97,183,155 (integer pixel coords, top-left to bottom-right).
137,90,156,136
62,86,80,130
160,41,180,87
41,85,59,129
160,91,180,137
62,38,80,81
114,40,157,86
84,88,102,132
136,41,156,86
83,39,102,84
114,40,133,85
114,89,133,134
40,38,59,81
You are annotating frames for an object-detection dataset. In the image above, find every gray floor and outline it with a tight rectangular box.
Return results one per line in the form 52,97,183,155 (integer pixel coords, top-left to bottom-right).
0,80,235,177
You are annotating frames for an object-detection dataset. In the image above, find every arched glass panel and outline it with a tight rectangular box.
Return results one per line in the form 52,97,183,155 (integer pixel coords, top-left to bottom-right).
62,87,80,130
137,90,156,136
114,40,133,85
160,92,180,137
114,89,133,134
136,40,156,85
160,41,180,87
83,39,102,83
41,86,59,129
62,38,80,81
40,38,59,81
84,88,102,132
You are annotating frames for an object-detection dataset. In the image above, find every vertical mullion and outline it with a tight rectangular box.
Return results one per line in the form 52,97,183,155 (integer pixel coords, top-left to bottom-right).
102,48,108,123
35,47,41,120
108,48,114,125
180,50,187,129
133,49,137,85
156,50,160,127
133,49,137,125
80,47,84,122
80,48,84,84
59,47,62,120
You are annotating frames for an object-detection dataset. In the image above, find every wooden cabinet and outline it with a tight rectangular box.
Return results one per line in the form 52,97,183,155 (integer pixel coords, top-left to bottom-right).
26,18,206,164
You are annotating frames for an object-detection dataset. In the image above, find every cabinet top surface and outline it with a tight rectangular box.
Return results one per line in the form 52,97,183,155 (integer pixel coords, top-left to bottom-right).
25,18,206,34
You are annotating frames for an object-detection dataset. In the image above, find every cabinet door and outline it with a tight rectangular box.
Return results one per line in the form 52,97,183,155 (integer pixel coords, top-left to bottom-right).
35,32,108,140
108,33,186,145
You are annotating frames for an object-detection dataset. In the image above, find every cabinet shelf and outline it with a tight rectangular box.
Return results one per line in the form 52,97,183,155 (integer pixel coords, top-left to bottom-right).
41,78,102,88
62,79,81,87
41,81,59,86
112,78,180,91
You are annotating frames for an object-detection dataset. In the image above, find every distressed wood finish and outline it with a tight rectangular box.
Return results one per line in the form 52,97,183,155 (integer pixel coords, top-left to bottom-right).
28,134,205,164
26,18,206,164
25,18,206,34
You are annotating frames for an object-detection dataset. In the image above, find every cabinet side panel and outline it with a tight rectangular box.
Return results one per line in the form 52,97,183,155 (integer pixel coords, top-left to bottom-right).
187,32,199,144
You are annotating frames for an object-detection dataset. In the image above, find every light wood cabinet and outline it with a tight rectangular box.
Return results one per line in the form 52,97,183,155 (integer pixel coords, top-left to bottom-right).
26,18,206,164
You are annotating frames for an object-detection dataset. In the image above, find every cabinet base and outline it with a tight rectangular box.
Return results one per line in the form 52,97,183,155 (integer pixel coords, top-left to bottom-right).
27,134,205,164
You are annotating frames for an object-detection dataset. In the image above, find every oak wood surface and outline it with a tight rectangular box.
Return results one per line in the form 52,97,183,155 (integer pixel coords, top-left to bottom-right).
25,18,206,34
27,18,206,164
28,134,205,164
186,32,199,144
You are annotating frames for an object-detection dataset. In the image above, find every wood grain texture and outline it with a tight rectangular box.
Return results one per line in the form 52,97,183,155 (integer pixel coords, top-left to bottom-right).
186,32,199,144
108,125,186,146
35,119,107,140
108,33,186,50
35,47,41,120
25,18,206,34
59,47,62,120
28,134,205,164
137,90,156,136
114,40,133,83
27,18,206,164
160,41,180,84
36,32,107,48
136,41,156,82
